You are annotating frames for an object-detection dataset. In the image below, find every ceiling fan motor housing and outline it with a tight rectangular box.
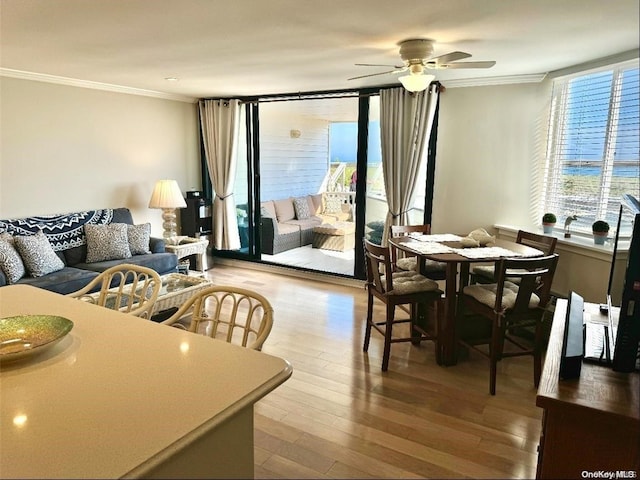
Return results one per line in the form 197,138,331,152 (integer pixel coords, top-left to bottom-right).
399,39,434,64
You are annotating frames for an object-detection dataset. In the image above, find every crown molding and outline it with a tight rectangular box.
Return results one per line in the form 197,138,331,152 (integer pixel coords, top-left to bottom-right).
0,68,197,103
1,67,549,99
442,73,547,88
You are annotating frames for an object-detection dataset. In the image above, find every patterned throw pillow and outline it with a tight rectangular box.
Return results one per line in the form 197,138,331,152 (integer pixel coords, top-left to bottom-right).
127,223,151,255
293,197,311,220
85,223,132,263
0,233,26,283
14,231,65,278
324,196,343,214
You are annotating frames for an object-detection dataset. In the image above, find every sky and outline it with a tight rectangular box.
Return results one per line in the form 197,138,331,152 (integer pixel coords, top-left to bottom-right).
329,121,382,164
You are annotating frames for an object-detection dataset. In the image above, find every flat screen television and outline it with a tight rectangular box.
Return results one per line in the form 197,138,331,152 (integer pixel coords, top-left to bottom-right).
611,194,640,372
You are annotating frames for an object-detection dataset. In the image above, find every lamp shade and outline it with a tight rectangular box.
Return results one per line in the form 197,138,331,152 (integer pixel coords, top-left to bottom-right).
148,180,187,209
398,74,435,92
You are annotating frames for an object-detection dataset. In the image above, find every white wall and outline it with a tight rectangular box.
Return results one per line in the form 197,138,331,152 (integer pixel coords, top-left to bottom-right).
432,81,551,235
258,106,330,202
0,77,200,238
0,76,614,300
433,80,616,302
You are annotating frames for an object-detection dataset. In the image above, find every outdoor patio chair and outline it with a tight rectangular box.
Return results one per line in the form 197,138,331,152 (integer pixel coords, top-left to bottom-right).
163,285,274,351
67,263,161,319
363,238,443,370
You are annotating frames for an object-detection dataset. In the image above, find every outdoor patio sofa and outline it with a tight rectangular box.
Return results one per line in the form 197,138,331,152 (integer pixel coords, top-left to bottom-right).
260,194,353,254
0,207,178,294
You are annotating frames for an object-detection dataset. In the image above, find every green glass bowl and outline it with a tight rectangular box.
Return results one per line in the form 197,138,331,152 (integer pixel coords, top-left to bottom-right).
0,315,74,363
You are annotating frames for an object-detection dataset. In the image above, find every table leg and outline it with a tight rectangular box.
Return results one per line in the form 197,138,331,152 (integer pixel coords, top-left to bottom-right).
441,262,459,366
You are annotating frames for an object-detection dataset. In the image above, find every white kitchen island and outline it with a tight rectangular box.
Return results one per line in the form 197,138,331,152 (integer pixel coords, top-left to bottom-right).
0,285,292,479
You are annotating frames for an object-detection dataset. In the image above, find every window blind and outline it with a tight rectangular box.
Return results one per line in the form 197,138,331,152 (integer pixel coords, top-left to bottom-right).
543,61,639,235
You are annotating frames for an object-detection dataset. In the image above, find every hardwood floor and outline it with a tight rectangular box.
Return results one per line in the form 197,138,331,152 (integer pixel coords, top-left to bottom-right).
204,264,542,479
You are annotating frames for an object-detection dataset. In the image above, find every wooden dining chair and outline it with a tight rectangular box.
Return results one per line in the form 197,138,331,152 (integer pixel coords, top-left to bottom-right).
363,238,443,370
389,224,447,281
457,253,559,395
470,230,558,284
68,263,161,319
164,285,274,351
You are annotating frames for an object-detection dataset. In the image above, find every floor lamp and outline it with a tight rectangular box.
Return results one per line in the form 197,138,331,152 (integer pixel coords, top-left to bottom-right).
148,179,187,239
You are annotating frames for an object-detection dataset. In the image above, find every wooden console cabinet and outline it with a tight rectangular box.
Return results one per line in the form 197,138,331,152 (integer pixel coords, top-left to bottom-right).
536,300,639,479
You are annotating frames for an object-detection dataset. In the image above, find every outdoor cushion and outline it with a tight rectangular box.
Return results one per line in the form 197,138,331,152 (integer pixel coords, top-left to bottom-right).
293,197,311,220
274,222,299,235
260,201,277,219
310,194,324,214
274,198,296,223
324,196,343,214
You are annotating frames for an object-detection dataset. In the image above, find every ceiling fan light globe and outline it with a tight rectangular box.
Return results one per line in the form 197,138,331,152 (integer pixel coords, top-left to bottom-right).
399,74,434,92
408,63,424,75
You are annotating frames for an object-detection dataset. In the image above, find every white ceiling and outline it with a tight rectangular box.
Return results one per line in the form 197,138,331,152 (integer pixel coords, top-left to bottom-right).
1,0,638,101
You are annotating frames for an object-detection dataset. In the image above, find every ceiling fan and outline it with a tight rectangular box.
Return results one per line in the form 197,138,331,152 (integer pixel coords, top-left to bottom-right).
349,39,496,91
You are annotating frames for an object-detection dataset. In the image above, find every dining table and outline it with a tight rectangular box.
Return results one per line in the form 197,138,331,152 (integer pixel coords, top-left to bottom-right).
0,285,292,479
389,234,545,366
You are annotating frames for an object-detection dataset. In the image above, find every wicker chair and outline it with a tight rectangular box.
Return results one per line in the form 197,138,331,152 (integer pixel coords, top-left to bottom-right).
363,238,443,370
67,263,161,319
164,285,274,351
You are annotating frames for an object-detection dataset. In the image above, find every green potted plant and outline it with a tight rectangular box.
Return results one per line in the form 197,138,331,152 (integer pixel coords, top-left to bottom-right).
592,220,610,245
542,213,556,234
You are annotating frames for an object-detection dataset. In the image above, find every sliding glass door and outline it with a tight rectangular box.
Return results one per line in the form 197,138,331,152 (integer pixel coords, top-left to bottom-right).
257,96,360,275
202,87,438,279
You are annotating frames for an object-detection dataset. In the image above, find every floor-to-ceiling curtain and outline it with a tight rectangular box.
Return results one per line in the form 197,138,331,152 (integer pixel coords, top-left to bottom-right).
199,99,241,250
380,84,439,245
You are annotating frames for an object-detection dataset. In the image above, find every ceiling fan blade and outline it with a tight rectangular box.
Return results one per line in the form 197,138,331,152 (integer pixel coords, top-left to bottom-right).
444,61,496,69
355,63,404,68
348,68,406,81
429,51,471,64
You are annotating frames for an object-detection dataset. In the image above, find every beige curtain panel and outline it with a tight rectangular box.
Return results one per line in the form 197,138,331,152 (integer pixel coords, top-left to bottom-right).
199,99,241,250
380,85,439,245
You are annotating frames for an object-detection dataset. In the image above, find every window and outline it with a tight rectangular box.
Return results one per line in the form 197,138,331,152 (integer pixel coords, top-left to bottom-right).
542,61,639,235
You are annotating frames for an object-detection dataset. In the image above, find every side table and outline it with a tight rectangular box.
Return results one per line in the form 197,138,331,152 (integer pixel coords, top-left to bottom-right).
165,237,209,273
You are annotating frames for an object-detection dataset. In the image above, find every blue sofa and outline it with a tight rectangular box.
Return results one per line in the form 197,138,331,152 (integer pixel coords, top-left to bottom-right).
0,208,178,294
